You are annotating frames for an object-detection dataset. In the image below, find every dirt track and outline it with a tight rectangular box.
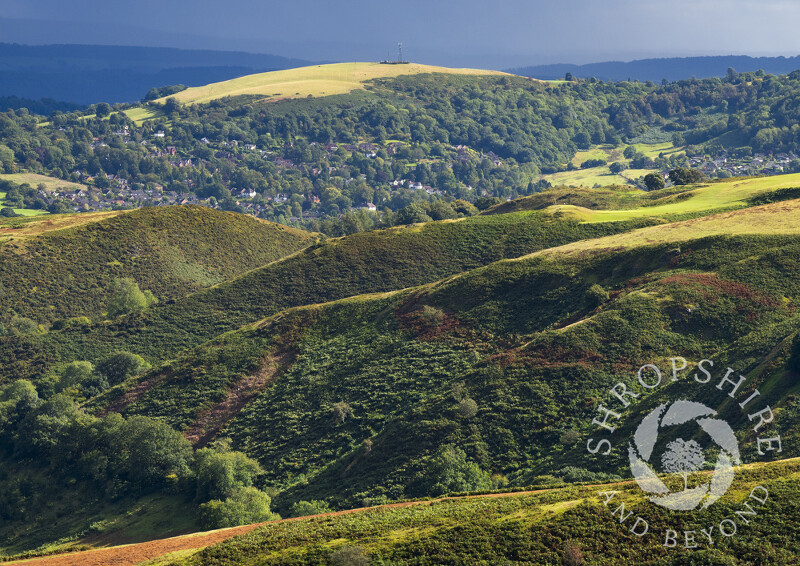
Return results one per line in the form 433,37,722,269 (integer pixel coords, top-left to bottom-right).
7,523,265,566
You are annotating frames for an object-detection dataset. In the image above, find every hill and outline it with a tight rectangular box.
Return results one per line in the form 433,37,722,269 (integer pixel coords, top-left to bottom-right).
168,458,800,565
0,205,316,325
509,54,800,82
0,43,313,105
0,183,800,556
0,207,658,381
159,62,510,105
0,175,794,379
11,458,800,565
83,194,800,509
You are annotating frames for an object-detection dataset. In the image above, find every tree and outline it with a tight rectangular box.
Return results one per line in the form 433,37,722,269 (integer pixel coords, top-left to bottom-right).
107,277,158,317
115,415,193,487
643,173,666,191
97,352,149,386
332,401,353,424
198,487,279,529
396,203,432,225
457,398,478,419
661,438,705,490
94,103,112,118
163,97,180,114
420,445,492,496
195,448,263,501
668,168,705,186
609,161,627,174
0,207,17,217
623,146,637,159
56,361,95,393
586,283,610,307
8,315,39,335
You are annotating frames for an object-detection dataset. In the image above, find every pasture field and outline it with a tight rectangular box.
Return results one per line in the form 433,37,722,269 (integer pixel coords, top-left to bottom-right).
543,142,684,188
160,62,508,105
553,173,800,223
0,210,125,244
535,197,800,257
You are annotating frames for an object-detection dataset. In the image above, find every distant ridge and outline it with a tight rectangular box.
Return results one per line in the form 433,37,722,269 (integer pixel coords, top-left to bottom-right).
0,43,314,105
508,54,800,82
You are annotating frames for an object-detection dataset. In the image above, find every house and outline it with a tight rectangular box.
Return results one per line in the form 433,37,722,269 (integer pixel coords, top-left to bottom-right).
154,131,165,138
363,203,377,211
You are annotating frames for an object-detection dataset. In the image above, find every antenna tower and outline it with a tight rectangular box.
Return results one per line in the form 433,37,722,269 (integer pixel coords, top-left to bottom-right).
398,43,403,63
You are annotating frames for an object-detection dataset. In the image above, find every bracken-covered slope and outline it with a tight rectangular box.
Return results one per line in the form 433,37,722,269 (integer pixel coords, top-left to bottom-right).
167,459,800,566
4,174,794,382
93,197,800,515
0,209,658,381
0,205,316,325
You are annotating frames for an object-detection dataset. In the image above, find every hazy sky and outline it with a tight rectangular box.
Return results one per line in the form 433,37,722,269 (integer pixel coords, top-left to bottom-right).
2,0,800,68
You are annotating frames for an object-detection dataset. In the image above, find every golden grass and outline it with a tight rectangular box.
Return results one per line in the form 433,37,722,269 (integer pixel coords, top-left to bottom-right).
0,173,88,192
161,62,509,105
0,211,126,244
532,198,800,259
546,173,800,224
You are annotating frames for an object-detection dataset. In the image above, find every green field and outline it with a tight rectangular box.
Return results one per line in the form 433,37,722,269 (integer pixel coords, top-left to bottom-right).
548,173,800,223
542,142,684,188
161,62,509,105
0,173,88,216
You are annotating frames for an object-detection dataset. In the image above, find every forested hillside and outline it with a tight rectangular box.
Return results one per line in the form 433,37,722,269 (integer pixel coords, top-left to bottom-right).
5,66,800,233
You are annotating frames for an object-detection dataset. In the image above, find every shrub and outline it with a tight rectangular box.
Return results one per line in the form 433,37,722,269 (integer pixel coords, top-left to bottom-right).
198,487,279,529
560,430,580,445
96,351,150,386
288,499,333,518
418,305,445,327
563,541,585,566
329,545,369,566
457,398,478,419
107,277,158,318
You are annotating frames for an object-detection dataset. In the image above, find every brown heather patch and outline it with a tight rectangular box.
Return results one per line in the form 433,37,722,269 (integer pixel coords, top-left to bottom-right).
655,272,781,307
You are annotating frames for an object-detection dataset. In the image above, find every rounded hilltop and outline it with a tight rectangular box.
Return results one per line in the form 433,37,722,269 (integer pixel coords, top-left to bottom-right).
157,61,511,105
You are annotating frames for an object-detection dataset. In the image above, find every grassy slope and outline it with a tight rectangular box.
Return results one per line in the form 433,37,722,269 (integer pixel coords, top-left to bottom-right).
160,62,508,105
0,173,88,216
487,173,800,220
0,205,316,324
0,211,125,244
93,198,800,514
0,211,659,381
163,458,800,565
